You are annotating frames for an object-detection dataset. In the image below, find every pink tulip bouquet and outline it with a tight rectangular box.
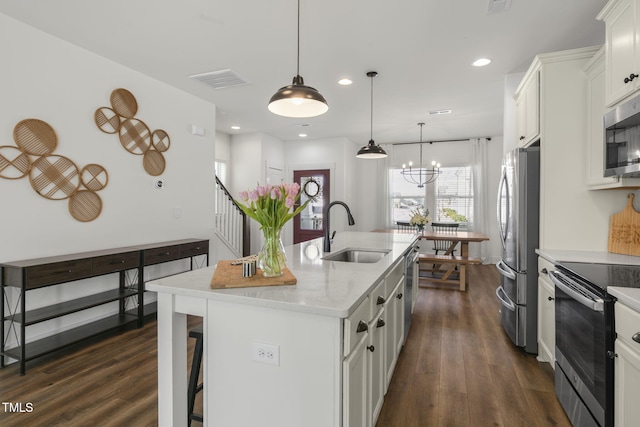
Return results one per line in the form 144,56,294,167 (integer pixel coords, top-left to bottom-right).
237,183,310,277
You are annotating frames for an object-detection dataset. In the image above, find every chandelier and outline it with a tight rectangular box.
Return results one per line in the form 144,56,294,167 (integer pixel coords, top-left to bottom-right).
400,123,441,188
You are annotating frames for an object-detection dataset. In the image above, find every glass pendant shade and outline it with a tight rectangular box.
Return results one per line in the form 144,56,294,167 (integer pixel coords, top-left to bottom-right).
268,75,329,118
356,139,387,159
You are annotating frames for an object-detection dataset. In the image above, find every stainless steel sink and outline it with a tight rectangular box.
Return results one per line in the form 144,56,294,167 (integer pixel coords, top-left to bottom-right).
322,248,390,263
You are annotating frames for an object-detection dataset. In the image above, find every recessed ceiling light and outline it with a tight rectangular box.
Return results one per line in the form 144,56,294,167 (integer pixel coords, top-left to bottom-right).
472,58,492,67
338,78,353,86
231,125,240,130
428,109,452,115
299,133,308,137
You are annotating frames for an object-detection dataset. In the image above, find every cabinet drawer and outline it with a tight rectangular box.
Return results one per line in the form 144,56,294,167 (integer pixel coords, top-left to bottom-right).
344,296,371,357
143,245,181,265
25,259,93,289
180,241,208,257
617,302,640,352
384,260,404,298
538,256,554,287
93,251,139,275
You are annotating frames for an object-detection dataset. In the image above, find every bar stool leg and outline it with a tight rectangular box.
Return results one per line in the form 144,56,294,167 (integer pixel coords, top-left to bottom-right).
188,327,203,425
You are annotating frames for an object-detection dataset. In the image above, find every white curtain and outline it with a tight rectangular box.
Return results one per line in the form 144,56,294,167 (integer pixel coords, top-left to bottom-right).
471,138,490,263
376,144,392,229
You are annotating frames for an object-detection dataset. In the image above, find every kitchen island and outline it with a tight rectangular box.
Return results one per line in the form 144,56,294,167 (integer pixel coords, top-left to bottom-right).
147,231,418,427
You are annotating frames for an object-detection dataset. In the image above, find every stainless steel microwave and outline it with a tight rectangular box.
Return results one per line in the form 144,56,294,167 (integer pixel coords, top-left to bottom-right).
604,93,640,177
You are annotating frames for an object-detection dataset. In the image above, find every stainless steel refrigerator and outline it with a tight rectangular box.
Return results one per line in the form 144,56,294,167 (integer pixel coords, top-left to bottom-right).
495,146,540,354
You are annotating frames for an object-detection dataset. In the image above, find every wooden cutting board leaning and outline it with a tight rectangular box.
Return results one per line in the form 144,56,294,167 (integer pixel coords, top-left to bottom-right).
609,193,640,256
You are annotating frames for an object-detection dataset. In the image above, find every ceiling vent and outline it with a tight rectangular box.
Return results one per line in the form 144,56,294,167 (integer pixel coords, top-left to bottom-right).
189,69,250,90
487,0,512,13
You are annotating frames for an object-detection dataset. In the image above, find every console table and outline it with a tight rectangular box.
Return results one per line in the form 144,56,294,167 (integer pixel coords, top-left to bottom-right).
1,238,209,375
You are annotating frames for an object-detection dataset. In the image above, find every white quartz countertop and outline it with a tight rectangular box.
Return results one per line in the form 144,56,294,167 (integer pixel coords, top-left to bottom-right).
536,249,640,266
146,231,418,318
609,287,640,312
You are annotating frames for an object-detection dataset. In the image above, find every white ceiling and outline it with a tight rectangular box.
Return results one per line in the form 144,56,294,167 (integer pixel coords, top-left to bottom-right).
0,0,607,145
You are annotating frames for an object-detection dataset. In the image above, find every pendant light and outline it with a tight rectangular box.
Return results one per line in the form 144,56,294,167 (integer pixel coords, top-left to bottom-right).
356,71,387,159
400,123,441,187
268,0,328,118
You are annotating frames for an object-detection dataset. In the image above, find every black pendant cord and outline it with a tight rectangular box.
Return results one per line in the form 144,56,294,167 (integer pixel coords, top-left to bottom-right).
296,0,300,78
370,74,374,142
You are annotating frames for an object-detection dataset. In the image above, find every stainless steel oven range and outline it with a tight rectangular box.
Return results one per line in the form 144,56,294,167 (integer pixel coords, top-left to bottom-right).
550,262,640,427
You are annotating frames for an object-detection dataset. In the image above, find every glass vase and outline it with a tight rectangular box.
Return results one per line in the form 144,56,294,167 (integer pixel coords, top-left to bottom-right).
258,227,287,277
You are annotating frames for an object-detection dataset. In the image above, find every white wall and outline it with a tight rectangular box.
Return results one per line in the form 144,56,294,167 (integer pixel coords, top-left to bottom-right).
1,13,216,347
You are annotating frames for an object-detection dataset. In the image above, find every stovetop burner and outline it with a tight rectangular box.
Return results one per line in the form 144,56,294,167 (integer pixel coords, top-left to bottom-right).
557,262,640,292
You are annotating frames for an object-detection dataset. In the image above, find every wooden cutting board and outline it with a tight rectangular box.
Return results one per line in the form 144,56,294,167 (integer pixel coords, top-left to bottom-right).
210,260,297,289
609,193,640,256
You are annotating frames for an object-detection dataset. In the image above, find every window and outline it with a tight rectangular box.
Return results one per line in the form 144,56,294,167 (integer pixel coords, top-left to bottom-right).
388,165,473,227
434,166,473,224
388,169,425,224
215,160,227,186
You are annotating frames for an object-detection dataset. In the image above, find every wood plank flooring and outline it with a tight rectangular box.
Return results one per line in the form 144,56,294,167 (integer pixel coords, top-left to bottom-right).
0,265,571,426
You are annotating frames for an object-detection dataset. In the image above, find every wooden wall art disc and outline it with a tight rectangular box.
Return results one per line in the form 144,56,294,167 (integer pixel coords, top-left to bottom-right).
29,155,80,200
119,118,151,155
110,88,138,118
0,146,31,179
69,190,102,222
143,150,166,176
81,164,109,191
13,119,58,156
152,129,170,152
94,107,121,134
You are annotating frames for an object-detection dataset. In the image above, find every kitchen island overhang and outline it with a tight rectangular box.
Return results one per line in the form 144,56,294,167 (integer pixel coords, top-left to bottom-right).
148,231,418,427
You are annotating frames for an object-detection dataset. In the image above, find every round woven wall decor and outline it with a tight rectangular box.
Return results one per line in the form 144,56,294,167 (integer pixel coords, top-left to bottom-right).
110,88,138,118
81,164,109,191
13,119,58,156
29,155,80,200
152,129,170,152
69,190,102,222
119,118,151,155
0,146,31,179
143,150,166,176
94,107,121,134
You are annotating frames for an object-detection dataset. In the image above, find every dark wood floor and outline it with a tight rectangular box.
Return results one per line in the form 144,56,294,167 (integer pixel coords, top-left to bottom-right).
0,265,571,426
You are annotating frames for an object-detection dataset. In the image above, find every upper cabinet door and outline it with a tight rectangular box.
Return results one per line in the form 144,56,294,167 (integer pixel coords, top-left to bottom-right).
599,0,640,106
515,70,540,147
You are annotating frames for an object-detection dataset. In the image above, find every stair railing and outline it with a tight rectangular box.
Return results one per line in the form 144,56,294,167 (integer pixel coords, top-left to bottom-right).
214,176,250,257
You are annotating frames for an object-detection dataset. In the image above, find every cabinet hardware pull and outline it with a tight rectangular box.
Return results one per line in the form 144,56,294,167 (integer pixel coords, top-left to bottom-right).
396,293,403,300
541,268,548,274
356,320,368,333
367,345,375,353
624,73,639,83
519,136,525,140
376,318,386,328
633,333,640,344
110,260,126,265
607,350,617,359
376,296,385,305
548,296,554,301
54,269,72,274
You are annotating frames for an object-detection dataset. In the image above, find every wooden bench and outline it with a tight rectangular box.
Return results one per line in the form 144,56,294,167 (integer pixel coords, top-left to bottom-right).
418,254,482,291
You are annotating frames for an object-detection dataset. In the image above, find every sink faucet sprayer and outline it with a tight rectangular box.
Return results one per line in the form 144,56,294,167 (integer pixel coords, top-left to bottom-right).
323,201,356,252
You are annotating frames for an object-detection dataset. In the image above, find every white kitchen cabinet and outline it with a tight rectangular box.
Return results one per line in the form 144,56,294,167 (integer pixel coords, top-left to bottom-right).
537,256,555,366
515,70,540,147
368,306,386,425
614,301,640,427
533,46,604,250
343,332,368,427
598,0,640,106
383,261,405,391
585,46,640,189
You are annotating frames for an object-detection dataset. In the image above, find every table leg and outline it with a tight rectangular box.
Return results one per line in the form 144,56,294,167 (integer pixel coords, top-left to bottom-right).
460,242,469,291
157,293,188,427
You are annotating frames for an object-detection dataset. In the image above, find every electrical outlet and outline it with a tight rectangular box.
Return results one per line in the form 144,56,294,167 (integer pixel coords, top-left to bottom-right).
252,341,280,366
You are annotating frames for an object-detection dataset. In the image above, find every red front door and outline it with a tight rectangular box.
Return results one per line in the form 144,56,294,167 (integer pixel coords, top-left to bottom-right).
293,169,330,244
